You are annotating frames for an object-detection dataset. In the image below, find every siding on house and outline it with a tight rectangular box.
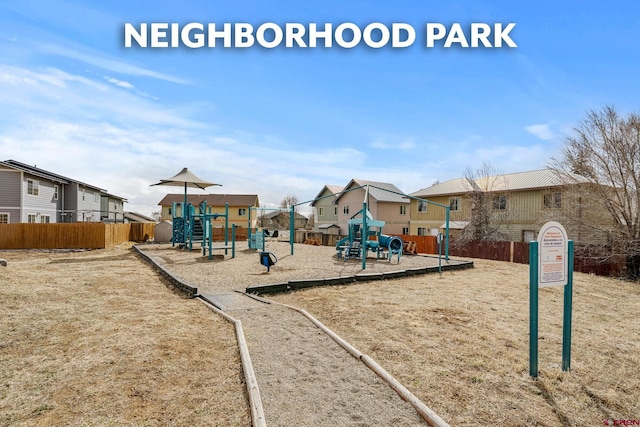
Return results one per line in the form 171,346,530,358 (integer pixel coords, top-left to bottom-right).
21,173,59,223
0,168,21,223
158,193,260,229
334,179,410,236
311,185,342,232
0,160,126,223
408,169,602,242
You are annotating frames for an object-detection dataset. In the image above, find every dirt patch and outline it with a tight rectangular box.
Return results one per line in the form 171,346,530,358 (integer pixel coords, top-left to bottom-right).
269,258,640,426
0,244,249,427
3,241,638,426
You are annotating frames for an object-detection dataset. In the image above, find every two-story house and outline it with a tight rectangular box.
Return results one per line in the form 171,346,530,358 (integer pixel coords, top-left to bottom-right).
0,160,126,223
408,168,584,242
157,193,260,229
309,185,343,234
260,210,309,230
334,179,410,236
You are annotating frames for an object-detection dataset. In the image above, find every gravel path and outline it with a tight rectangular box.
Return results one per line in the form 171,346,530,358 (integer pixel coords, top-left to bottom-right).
231,302,425,426
137,241,463,426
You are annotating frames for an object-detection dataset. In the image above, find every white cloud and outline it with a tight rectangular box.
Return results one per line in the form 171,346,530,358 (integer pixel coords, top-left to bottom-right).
371,137,416,150
525,124,557,141
37,42,190,85
105,76,134,89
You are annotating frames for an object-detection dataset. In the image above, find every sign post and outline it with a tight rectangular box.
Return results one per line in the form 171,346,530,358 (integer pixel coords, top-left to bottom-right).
529,221,574,378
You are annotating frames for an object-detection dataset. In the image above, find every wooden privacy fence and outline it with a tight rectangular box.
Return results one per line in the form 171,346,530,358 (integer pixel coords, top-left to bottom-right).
449,240,529,263
295,231,344,247
0,223,155,250
448,239,626,277
210,227,248,241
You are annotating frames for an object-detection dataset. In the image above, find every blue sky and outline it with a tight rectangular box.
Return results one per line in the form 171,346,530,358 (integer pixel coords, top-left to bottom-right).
1,1,639,216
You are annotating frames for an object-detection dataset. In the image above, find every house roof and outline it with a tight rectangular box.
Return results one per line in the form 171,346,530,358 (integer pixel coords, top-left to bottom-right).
318,223,340,229
158,193,259,207
441,221,470,230
124,212,155,223
334,179,407,204
410,169,566,198
1,159,108,190
310,185,344,207
263,210,308,220
102,192,128,202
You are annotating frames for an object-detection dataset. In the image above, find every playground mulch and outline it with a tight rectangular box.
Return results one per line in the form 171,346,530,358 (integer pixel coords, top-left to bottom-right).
135,240,464,295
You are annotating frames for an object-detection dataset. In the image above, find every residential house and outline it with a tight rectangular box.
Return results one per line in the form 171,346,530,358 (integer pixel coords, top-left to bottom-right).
334,179,410,236
102,193,128,222
0,159,126,223
408,168,581,242
310,185,343,234
158,193,260,229
123,211,155,223
261,210,309,230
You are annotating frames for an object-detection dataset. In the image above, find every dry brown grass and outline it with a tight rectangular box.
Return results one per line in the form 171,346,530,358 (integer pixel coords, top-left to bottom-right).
270,258,640,426
0,244,249,427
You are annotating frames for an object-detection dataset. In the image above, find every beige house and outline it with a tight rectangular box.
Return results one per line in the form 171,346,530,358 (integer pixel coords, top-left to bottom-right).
334,179,410,236
408,169,573,242
310,185,343,234
261,210,309,230
158,193,259,229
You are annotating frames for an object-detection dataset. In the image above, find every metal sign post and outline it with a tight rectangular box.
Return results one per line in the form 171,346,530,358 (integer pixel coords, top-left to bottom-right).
529,221,574,378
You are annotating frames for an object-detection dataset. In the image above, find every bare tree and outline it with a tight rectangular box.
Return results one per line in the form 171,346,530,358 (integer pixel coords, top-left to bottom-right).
549,105,640,279
280,195,300,213
458,162,510,242
306,212,315,230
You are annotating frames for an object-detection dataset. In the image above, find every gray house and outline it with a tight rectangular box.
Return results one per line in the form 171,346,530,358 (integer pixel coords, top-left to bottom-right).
310,185,343,233
0,160,126,223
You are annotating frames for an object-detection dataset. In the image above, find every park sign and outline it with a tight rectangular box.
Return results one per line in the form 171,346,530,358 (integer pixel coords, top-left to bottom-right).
529,221,574,378
537,221,569,287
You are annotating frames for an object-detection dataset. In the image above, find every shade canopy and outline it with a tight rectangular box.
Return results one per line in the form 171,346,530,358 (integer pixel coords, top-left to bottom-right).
151,167,221,190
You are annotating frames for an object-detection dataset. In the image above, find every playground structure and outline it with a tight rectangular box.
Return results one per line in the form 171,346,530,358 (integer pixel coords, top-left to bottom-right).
247,207,291,252
164,181,450,271
259,251,278,273
171,200,237,260
336,209,403,263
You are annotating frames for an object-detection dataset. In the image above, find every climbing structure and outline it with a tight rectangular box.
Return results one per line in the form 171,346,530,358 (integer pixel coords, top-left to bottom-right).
335,208,403,263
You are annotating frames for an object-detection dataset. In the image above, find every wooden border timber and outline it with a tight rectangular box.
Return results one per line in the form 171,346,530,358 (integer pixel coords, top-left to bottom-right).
271,300,450,427
197,297,266,427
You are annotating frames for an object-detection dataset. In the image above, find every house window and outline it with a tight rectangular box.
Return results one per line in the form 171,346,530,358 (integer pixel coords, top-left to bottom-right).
343,205,349,215
95,193,100,203
82,189,85,201
318,207,324,216
0,213,8,224
27,179,39,196
418,200,427,213
28,214,37,223
544,192,562,209
492,195,507,210
417,227,427,236
400,205,407,215
40,215,50,223
334,206,338,215
53,185,59,200
238,208,247,216
402,227,409,234
449,197,460,211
